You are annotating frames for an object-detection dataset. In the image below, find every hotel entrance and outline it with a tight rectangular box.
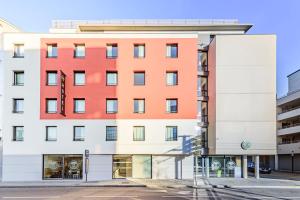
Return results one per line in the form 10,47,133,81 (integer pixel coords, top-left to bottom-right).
112,155,151,179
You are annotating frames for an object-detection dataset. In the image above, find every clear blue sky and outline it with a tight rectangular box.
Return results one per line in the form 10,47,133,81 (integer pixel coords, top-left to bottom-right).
1,0,299,96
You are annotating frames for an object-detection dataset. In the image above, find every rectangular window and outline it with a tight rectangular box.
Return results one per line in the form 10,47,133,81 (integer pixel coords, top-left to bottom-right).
74,99,85,113
74,126,85,141
13,71,24,86
47,44,58,58
134,72,145,85
13,126,24,141
106,126,117,141
46,99,57,113
13,44,24,58
74,71,85,86
13,98,24,113
74,44,85,58
47,71,57,86
134,44,145,58
166,71,178,86
133,126,145,141
46,126,57,141
106,72,118,86
134,99,145,113
166,126,178,141
106,44,118,58
106,99,118,113
166,44,178,58
166,99,178,113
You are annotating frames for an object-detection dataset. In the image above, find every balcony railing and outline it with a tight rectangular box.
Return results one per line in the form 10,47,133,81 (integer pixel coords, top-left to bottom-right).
279,122,300,130
198,65,208,76
278,140,300,145
197,89,208,97
278,105,300,114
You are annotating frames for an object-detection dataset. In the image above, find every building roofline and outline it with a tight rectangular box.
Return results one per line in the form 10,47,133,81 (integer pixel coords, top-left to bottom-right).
0,18,21,32
51,19,253,33
287,68,300,77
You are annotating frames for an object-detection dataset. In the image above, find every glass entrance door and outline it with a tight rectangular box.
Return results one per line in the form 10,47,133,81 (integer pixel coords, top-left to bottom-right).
113,155,132,178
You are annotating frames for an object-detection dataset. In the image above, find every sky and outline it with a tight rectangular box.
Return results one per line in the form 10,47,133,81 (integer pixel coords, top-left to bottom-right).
0,0,299,96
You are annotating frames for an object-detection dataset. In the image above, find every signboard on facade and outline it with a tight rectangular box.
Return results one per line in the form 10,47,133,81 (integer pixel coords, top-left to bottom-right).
60,71,66,116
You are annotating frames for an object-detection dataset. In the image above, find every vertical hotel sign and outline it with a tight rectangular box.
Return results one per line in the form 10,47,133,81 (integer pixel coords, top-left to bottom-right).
60,71,66,115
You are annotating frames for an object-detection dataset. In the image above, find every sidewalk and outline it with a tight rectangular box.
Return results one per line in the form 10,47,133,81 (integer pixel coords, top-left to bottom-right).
0,179,146,188
192,177,300,189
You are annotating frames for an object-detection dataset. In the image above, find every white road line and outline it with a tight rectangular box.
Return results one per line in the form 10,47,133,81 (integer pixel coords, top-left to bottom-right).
82,196,139,198
162,195,300,199
2,196,60,199
230,186,300,189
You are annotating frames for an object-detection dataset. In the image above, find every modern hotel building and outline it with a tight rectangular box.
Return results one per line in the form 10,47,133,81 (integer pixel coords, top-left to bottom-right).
0,18,276,181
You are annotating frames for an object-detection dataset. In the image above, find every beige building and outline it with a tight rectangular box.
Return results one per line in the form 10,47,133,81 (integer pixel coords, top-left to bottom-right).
277,69,300,172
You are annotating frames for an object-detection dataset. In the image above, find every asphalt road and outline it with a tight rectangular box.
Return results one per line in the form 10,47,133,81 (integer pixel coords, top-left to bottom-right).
0,187,299,200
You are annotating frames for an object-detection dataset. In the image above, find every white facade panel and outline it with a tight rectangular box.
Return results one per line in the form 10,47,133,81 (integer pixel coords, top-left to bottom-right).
213,35,277,155
2,155,42,181
152,156,176,179
87,155,112,181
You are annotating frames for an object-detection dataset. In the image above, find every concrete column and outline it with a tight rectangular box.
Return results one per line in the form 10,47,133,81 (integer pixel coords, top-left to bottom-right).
275,155,278,171
255,155,260,179
242,155,248,178
205,157,210,178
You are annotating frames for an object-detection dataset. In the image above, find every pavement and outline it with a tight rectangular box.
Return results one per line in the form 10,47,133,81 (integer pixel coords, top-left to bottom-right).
0,171,299,190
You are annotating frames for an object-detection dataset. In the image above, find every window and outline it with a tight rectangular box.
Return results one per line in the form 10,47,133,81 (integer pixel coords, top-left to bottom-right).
13,44,24,58
74,99,85,113
74,44,85,58
74,71,85,86
13,126,24,141
133,126,145,141
106,72,118,86
166,71,178,86
134,99,145,113
106,44,118,58
47,44,58,58
134,72,145,85
13,71,24,86
47,71,57,86
74,126,85,141
46,99,57,113
106,126,117,141
46,126,57,141
13,99,24,113
166,99,178,113
106,99,118,113
166,126,178,141
166,44,178,58
134,44,145,58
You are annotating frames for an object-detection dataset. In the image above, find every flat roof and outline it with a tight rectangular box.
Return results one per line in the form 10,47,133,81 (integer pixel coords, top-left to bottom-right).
51,19,252,32
287,68,300,77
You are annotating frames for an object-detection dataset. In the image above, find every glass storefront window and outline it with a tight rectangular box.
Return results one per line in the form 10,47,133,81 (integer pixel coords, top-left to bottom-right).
43,155,82,179
113,155,132,178
113,155,152,179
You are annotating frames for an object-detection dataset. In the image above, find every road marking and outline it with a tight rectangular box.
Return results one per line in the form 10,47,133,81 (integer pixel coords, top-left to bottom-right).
83,196,139,198
230,186,300,189
2,196,60,199
162,196,300,199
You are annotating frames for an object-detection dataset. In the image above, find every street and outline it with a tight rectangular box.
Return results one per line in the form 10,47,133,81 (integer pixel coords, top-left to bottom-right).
0,187,299,200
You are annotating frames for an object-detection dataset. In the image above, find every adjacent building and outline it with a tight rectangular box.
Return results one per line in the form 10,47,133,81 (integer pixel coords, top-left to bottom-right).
277,69,300,172
0,18,276,181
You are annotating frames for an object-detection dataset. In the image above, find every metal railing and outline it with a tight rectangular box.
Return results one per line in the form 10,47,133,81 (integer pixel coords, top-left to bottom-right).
278,105,300,114
279,122,300,130
198,65,208,73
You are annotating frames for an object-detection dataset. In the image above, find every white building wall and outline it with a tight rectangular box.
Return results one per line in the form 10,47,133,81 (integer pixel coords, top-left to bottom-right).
214,35,277,155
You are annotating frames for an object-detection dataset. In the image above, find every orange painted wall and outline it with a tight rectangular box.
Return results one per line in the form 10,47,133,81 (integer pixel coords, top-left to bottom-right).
40,38,198,119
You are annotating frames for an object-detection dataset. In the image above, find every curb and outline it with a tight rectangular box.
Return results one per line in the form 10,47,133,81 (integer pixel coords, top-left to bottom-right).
0,184,146,188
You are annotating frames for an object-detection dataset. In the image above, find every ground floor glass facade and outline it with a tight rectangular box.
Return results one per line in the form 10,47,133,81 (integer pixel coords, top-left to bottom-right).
43,155,83,179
